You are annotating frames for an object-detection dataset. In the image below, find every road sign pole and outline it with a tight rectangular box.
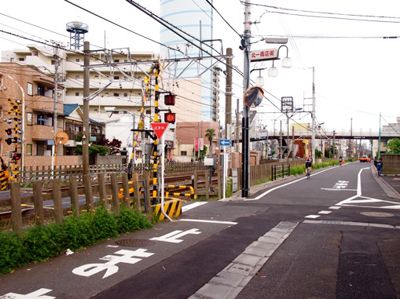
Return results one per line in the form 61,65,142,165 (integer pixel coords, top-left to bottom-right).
160,133,172,222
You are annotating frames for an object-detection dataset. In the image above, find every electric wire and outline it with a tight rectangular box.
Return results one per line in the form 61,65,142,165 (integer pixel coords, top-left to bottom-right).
205,0,242,38
243,2,400,21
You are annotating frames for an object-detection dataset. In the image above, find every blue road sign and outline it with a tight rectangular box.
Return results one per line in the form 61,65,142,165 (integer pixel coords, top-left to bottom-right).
220,139,230,146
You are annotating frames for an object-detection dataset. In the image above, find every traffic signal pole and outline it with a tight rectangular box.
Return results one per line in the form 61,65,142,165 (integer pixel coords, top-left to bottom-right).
241,0,251,198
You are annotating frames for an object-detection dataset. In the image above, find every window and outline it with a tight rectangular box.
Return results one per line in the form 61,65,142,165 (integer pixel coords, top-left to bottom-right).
18,58,25,62
27,113,33,126
37,114,51,126
75,75,80,79
26,144,32,156
114,59,120,63
124,93,128,97
76,59,80,62
27,83,33,96
114,76,120,80
75,92,79,96
37,85,45,96
181,151,187,156
113,93,119,97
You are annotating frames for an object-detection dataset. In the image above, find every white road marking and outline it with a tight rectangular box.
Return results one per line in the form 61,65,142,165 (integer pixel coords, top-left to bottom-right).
150,228,201,243
72,249,154,279
253,167,334,200
182,202,208,212
1,288,55,299
318,211,332,215
305,215,320,219
180,219,237,225
321,188,357,191
329,206,341,210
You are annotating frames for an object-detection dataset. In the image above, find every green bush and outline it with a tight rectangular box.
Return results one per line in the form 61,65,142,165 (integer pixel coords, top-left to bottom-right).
63,213,95,250
116,206,152,233
0,207,152,275
0,232,23,274
90,207,118,242
290,165,306,176
23,223,67,263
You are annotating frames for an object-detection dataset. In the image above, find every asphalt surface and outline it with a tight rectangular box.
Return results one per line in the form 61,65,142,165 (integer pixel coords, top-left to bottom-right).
0,162,399,299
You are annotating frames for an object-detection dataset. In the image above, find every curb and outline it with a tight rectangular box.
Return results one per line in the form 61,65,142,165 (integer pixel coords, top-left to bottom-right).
371,165,400,200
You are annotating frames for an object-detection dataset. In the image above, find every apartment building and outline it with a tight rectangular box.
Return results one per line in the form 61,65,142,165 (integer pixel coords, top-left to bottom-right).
0,63,67,167
2,45,179,162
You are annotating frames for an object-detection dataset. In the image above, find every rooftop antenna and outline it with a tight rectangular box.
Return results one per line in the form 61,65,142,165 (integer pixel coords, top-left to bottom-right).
66,16,89,50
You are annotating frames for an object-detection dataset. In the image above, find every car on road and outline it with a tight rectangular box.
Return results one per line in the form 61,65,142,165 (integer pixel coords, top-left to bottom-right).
359,155,371,163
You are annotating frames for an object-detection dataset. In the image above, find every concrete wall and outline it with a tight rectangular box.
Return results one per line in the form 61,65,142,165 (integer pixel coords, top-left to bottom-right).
381,154,400,175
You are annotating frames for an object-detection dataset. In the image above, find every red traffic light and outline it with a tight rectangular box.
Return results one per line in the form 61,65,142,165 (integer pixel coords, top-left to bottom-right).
5,128,12,135
164,94,175,106
13,153,21,161
165,112,176,124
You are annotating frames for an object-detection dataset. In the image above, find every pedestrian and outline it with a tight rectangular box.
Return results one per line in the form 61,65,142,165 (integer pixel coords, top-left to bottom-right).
339,155,343,166
376,157,383,176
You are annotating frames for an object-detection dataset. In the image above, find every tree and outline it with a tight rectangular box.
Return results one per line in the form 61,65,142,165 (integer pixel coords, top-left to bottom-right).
387,138,400,154
205,128,215,157
315,149,322,159
103,138,122,155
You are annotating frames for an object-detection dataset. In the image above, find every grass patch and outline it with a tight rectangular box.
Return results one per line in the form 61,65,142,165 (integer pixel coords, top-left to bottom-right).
0,206,152,275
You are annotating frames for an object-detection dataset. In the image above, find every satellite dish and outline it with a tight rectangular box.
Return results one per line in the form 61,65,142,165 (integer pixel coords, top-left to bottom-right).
56,131,69,145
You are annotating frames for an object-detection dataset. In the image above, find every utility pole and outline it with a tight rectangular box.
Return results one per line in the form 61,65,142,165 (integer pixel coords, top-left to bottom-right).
51,46,60,173
241,0,251,197
225,48,233,139
280,120,283,160
311,66,316,162
286,114,290,162
378,113,381,159
291,126,295,162
83,41,90,176
333,130,336,158
350,118,353,157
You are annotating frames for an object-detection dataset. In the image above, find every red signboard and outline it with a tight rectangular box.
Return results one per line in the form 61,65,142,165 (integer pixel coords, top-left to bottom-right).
151,123,169,139
250,48,278,62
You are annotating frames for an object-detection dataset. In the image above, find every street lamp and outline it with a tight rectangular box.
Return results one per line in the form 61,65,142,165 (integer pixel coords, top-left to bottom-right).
268,45,292,77
241,26,292,197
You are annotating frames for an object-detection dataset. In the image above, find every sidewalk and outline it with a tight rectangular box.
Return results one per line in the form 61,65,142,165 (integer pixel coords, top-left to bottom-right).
372,164,400,199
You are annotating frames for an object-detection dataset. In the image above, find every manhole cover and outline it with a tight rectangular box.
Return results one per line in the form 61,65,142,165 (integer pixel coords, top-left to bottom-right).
360,212,395,218
115,239,155,247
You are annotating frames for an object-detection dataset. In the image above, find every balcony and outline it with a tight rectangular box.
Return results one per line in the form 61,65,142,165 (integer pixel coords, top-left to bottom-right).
31,125,54,141
30,95,63,113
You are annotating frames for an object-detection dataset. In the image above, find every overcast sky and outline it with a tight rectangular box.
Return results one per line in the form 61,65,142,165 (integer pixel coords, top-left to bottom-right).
1,0,400,135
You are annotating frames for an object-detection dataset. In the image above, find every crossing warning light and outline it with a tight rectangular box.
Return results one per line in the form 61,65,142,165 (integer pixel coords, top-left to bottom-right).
165,112,176,124
13,153,21,161
164,94,175,106
5,138,13,145
5,128,12,136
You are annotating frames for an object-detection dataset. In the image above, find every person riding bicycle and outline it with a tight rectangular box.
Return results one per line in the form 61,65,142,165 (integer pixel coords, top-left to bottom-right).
305,156,313,176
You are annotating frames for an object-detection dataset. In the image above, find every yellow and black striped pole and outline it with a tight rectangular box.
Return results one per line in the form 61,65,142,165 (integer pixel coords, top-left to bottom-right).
152,65,160,204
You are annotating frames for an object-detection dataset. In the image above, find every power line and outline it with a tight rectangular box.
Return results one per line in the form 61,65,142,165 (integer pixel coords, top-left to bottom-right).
205,0,242,38
244,2,400,21
255,9,400,24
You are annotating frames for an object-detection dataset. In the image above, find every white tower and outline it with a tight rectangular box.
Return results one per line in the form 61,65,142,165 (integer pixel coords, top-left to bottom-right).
66,17,89,50
160,0,215,122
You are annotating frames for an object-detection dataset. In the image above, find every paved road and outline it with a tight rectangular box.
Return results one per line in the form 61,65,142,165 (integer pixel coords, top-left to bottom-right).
0,163,399,299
